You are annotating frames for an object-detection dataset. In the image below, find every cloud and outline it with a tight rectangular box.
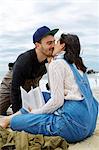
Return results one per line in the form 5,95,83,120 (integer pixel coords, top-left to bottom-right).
0,0,99,78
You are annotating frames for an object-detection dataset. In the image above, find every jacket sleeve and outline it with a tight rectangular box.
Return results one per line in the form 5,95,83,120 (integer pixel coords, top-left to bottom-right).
11,61,25,113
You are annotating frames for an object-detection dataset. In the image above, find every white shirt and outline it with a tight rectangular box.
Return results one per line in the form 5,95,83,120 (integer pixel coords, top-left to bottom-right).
31,52,83,114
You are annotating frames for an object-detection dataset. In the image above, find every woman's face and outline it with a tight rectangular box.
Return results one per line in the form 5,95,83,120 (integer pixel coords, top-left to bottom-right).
52,40,65,56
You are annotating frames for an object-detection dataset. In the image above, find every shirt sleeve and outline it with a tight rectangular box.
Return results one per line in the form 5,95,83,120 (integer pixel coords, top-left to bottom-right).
11,59,25,113
31,60,65,114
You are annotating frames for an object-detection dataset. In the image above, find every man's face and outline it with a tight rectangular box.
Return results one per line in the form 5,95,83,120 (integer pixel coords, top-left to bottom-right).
39,35,55,57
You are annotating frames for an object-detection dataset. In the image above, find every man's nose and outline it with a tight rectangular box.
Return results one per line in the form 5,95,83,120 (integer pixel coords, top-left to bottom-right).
51,42,55,48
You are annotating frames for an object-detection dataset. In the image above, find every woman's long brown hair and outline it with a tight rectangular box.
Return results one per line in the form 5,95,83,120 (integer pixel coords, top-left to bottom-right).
60,34,87,73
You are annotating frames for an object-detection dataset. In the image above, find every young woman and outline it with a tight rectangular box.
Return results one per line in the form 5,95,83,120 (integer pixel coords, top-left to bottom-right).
1,34,98,143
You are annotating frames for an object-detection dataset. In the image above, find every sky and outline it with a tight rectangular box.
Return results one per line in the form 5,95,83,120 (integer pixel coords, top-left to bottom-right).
0,0,99,79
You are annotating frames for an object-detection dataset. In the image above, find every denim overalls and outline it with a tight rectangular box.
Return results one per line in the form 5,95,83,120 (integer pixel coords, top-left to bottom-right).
10,61,98,143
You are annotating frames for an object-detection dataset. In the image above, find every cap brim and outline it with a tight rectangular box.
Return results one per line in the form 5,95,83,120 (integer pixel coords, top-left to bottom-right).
46,29,59,36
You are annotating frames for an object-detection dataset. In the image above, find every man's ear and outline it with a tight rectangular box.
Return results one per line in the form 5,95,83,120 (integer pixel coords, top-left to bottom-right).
35,42,41,49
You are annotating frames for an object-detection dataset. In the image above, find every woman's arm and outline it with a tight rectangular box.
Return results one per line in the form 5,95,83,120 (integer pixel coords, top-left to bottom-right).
31,60,65,114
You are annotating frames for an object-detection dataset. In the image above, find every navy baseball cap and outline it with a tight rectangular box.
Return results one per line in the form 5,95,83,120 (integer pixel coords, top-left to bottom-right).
33,26,59,43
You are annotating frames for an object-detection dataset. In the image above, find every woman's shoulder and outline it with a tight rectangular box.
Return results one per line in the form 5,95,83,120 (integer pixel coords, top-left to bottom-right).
50,58,64,65
49,58,70,70
52,58,70,66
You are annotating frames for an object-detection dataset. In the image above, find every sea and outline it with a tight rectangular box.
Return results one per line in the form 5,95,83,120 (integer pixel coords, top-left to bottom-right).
0,49,99,88
0,48,99,88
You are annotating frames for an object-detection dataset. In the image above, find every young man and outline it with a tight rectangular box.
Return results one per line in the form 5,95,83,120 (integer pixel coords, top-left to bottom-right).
0,26,59,113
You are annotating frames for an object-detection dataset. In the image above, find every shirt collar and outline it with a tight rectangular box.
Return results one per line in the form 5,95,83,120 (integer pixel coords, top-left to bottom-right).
54,51,65,60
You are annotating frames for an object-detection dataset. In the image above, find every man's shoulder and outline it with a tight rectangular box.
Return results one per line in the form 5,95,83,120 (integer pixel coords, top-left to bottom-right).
13,49,35,70
15,49,35,63
18,49,35,59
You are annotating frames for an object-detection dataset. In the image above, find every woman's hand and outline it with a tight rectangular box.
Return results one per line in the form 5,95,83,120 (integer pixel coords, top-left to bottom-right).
28,107,36,114
28,106,32,112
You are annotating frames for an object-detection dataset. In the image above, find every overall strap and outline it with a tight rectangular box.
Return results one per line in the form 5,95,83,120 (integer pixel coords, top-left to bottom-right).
67,62,93,111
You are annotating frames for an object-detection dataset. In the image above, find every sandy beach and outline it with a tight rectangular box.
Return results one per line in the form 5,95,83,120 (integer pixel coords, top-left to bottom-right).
92,87,99,100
